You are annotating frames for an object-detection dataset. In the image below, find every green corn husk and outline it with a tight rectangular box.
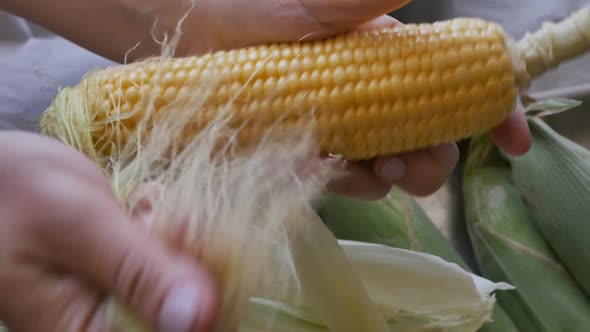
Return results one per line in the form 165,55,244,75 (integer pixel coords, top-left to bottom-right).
316,189,519,332
463,133,590,331
317,189,466,267
109,202,511,332
508,115,590,295
240,239,513,332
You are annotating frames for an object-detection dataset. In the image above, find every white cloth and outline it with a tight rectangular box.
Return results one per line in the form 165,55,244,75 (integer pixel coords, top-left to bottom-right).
0,10,114,130
1,1,589,130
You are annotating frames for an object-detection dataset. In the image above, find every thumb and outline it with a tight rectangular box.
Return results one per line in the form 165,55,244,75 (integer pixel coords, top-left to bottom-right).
40,193,218,332
211,0,412,50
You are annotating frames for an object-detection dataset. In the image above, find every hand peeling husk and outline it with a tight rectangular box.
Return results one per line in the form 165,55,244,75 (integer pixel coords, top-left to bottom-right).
464,133,590,331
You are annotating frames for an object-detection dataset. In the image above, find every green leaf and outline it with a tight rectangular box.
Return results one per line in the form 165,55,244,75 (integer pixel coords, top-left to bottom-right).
524,97,582,117
464,134,590,331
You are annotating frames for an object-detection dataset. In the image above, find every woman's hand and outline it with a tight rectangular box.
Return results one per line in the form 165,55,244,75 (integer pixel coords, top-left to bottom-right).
0,131,217,332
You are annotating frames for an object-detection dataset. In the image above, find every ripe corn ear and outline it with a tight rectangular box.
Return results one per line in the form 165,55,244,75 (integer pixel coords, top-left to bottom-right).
508,116,590,296
317,189,470,268
40,6,590,165
463,133,590,331
316,189,519,332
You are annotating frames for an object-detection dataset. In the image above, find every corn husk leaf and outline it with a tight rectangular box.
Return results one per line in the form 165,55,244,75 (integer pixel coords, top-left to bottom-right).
282,206,390,332
463,134,590,331
477,306,519,332
316,190,519,332
317,189,467,268
104,171,513,332
239,240,513,332
523,97,583,117
508,115,590,295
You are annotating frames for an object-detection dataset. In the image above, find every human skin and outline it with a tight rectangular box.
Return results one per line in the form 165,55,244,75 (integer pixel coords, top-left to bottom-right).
0,0,532,331
0,131,218,332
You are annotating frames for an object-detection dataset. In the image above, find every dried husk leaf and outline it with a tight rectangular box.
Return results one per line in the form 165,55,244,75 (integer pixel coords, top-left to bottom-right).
99,93,400,331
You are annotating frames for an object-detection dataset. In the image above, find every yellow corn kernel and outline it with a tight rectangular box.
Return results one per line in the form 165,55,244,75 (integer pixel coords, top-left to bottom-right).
42,17,519,161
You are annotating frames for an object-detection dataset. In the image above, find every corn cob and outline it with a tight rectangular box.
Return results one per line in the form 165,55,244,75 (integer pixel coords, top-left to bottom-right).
40,6,590,164
316,189,519,332
463,133,590,331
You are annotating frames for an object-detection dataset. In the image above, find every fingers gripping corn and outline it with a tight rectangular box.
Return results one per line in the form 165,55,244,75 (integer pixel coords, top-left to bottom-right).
40,6,590,164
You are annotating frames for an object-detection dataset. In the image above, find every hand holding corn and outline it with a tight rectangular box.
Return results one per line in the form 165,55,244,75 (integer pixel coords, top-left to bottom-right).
29,0,538,199
0,1,547,331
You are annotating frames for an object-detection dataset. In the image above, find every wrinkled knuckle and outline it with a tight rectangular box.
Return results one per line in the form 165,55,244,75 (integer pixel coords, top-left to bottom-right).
113,247,150,305
111,246,166,319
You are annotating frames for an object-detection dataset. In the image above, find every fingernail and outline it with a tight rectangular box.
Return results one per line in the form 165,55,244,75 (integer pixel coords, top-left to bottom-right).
380,158,406,182
159,283,202,332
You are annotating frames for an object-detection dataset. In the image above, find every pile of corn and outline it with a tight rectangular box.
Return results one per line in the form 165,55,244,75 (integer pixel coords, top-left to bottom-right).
2,3,585,332
319,98,590,332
